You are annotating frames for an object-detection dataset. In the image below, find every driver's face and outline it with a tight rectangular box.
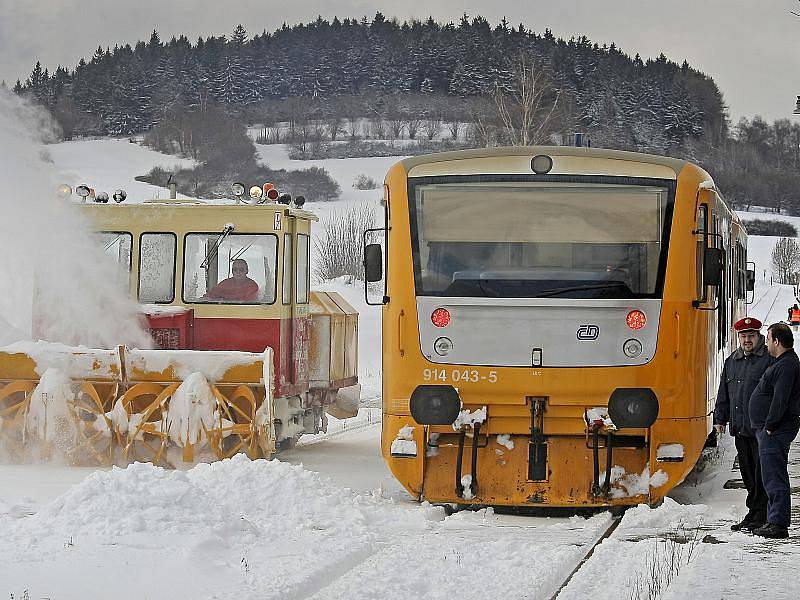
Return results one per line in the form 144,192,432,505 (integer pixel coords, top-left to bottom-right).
232,264,247,279
738,330,757,353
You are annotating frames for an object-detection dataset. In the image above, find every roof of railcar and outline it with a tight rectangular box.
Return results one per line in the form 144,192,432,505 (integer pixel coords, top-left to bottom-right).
398,146,689,173
75,200,318,226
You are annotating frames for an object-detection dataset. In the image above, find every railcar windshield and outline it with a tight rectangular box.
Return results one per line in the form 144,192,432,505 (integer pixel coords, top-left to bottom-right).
409,179,674,299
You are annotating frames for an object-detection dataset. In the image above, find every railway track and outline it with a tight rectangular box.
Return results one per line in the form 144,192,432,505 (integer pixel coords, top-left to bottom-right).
749,285,781,321
548,513,625,599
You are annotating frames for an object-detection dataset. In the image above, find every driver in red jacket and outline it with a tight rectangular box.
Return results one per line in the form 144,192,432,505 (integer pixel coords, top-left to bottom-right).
203,258,259,302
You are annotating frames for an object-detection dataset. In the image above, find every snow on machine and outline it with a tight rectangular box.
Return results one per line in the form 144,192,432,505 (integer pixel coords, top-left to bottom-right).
0,183,359,466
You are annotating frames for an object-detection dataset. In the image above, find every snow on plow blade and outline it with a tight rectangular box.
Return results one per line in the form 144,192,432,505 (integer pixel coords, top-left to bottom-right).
0,343,274,466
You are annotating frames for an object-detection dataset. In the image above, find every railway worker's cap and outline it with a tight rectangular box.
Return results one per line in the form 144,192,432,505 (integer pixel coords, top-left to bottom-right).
733,317,762,333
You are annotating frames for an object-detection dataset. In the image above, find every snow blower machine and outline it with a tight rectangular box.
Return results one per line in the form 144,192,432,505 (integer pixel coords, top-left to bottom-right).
0,183,359,466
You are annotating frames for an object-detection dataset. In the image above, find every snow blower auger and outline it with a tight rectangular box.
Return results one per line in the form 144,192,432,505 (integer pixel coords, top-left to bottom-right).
0,343,274,466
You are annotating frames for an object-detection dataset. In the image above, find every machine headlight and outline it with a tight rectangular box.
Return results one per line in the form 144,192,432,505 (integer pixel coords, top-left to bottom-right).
57,184,72,199
608,388,659,428
75,184,91,199
410,385,461,425
249,185,264,201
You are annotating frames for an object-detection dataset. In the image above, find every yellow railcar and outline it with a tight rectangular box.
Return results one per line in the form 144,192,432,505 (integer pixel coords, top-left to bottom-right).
366,147,753,507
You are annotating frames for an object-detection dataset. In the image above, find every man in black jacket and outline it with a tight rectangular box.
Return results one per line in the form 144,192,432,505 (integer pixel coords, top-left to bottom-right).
748,322,800,539
714,317,771,531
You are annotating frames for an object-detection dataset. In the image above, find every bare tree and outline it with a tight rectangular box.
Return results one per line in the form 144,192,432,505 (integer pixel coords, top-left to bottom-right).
491,53,561,146
465,96,497,147
421,116,442,141
772,237,800,284
447,119,463,141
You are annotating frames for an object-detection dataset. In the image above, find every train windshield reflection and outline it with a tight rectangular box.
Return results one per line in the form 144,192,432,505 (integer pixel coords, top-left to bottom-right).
410,181,673,299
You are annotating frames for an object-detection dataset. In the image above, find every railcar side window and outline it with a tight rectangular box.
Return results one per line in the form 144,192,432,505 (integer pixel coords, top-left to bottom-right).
696,205,708,301
183,233,277,304
296,234,310,304
139,233,176,303
736,240,746,299
96,231,132,289
282,233,292,304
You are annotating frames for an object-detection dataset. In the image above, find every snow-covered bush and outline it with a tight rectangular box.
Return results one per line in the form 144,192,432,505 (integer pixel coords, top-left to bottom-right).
314,203,376,282
353,174,378,190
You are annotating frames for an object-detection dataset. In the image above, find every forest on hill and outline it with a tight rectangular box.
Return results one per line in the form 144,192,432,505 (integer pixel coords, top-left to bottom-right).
8,13,800,213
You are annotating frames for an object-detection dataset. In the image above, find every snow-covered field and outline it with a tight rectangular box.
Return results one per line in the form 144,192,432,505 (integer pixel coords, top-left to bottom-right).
2,132,800,599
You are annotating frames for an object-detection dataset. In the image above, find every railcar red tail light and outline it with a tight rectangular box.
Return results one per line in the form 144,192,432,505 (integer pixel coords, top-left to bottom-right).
431,308,451,328
626,310,647,330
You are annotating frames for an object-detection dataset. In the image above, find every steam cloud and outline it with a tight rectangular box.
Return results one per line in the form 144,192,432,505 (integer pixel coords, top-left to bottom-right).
0,90,151,349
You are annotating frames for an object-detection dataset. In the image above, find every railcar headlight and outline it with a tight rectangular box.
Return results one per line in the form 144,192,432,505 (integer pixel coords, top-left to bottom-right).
294,195,306,208
531,154,553,174
75,184,91,199
410,385,462,425
231,182,246,197
95,191,109,203
113,189,127,203
608,388,658,429
434,337,453,356
623,338,643,358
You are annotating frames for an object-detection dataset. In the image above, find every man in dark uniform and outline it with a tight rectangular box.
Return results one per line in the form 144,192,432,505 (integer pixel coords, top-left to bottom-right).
714,317,771,531
748,322,800,539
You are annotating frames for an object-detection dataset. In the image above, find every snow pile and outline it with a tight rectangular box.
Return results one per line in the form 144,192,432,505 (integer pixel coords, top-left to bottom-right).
165,373,218,447
452,406,487,430
584,407,616,430
390,424,417,456
600,465,668,499
0,339,119,378
12,455,434,544
127,348,265,381
0,90,150,349
24,368,74,444
656,443,685,461
20,462,234,538
496,433,514,450
620,497,714,532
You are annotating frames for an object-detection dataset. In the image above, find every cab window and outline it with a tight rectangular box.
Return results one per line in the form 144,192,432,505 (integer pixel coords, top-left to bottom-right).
183,233,278,304
97,231,132,288
282,233,292,304
138,233,176,303
296,233,310,304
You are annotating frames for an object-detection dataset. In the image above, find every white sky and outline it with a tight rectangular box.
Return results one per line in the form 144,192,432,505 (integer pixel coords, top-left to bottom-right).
1,0,798,123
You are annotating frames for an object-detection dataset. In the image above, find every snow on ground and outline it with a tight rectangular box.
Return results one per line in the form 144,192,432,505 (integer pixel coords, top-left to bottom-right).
0,453,613,600
2,140,800,599
47,137,197,201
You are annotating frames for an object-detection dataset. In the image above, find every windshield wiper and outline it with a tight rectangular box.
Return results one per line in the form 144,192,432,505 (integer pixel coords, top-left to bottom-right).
535,282,629,298
200,223,235,269
103,234,124,252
